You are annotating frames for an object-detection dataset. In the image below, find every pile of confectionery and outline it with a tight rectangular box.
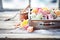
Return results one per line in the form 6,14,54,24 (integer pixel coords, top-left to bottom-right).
30,8,60,20
18,8,60,32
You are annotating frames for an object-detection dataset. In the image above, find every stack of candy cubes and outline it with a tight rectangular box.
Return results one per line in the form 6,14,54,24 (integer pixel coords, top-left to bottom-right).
30,8,59,20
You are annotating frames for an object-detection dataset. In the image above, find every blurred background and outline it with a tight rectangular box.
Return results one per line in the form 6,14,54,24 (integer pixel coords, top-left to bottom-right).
0,0,59,10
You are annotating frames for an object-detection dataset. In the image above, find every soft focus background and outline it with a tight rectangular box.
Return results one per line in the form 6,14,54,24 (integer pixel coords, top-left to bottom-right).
2,0,58,9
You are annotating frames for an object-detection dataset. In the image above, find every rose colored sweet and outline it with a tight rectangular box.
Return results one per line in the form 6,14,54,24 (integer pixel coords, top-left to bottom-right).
27,26,33,32
37,8,43,13
24,25,29,30
47,14,53,20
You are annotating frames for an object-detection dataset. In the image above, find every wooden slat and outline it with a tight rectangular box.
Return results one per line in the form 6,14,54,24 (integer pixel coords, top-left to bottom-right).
31,20,60,22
